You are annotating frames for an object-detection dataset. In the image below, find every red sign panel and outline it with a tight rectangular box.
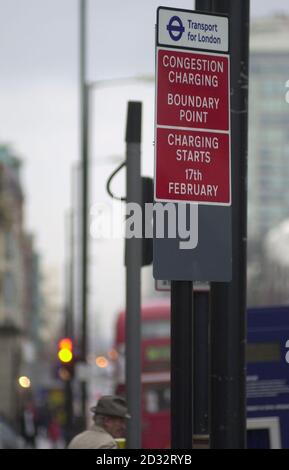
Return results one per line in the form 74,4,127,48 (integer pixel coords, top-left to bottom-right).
155,47,231,205
156,128,230,204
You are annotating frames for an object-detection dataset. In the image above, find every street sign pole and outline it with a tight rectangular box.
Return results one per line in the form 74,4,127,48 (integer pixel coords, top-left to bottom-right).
192,0,216,451
193,288,209,443
171,281,193,449
196,0,214,9
125,102,142,449
155,6,230,449
209,0,250,449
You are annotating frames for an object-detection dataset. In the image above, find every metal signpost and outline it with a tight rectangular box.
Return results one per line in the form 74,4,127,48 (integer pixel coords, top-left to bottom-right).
155,6,230,449
208,0,250,450
125,102,142,449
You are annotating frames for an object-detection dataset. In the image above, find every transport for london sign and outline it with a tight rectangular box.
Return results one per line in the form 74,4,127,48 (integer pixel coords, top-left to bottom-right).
155,7,230,206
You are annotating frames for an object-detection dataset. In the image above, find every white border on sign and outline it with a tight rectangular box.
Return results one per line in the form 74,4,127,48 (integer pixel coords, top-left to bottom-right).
154,47,231,207
157,7,229,53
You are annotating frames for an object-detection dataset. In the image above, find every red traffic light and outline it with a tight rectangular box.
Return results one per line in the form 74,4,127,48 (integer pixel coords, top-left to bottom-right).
58,338,73,351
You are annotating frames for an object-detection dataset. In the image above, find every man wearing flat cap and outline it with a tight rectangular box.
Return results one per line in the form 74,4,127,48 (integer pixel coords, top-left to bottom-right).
68,395,130,449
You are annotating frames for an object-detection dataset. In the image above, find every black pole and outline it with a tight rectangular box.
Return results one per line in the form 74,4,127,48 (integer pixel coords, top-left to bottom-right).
80,0,88,425
209,0,250,449
193,289,209,445
195,0,214,10
192,3,214,451
125,102,142,449
171,281,193,449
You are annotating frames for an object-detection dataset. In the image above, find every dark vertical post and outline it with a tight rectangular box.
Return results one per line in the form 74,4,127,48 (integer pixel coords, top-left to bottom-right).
68,206,75,341
80,0,88,425
195,0,214,10
209,0,250,449
125,102,142,449
194,0,215,451
193,289,209,443
171,281,193,449
63,211,73,444
64,210,75,444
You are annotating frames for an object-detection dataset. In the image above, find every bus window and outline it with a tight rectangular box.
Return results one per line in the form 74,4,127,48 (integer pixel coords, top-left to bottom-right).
146,391,158,414
144,385,170,414
142,320,170,340
143,343,170,373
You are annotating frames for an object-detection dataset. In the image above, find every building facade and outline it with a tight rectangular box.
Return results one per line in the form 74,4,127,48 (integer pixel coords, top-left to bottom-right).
248,15,289,240
247,16,289,306
0,145,42,422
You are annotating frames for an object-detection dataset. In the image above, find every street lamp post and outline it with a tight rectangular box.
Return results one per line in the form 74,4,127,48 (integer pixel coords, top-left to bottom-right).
79,0,88,426
79,0,153,428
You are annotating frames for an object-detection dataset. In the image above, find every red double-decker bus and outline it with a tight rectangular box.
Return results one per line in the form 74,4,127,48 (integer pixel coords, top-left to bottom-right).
113,300,170,449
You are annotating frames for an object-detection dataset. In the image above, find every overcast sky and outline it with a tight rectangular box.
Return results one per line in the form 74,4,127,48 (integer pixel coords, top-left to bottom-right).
0,0,289,339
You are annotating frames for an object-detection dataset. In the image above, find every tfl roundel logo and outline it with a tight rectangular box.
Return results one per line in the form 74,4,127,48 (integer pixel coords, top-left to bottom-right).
167,16,185,42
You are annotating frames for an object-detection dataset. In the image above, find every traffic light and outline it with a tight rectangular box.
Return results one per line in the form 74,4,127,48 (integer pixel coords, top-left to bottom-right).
57,337,74,381
141,177,153,267
124,177,154,267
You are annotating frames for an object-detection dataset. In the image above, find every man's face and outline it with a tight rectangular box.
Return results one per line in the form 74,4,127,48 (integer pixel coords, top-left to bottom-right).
103,416,126,439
